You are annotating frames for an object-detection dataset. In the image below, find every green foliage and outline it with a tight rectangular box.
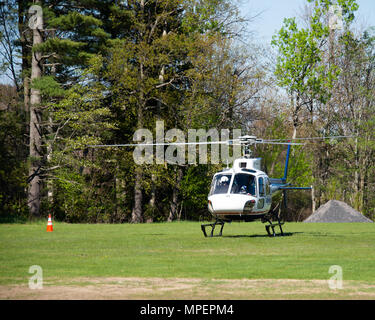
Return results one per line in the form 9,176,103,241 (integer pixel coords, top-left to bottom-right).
5,0,372,224
307,0,359,24
31,76,65,97
182,0,233,34
48,55,119,222
325,29,375,216
0,111,28,222
181,165,214,220
48,10,104,31
271,10,339,104
268,0,375,220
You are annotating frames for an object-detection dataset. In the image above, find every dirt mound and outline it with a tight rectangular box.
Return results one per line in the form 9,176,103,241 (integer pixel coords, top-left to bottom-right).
303,200,373,223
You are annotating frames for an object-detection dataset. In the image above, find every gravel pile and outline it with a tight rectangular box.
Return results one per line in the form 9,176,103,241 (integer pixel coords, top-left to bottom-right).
303,200,373,223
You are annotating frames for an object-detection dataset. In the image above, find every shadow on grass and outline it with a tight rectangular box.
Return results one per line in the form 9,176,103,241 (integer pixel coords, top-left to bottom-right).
222,232,302,238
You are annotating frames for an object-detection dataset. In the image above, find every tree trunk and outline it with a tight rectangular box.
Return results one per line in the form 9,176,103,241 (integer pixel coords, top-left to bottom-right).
147,173,156,222
132,169,143,223
23,77,30,113
168,167,183,222
46,32,56,209
147,28,167,222
18,0,31,113
292,94,300,140
28,4,43,218
131,87,145,223
132,1,145,223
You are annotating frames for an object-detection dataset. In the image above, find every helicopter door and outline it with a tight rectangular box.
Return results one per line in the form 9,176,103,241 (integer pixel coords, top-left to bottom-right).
257,177,265,209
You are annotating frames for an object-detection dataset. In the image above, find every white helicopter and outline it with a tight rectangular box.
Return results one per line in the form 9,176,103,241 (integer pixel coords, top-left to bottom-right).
88,134,352,237
202,135,308,237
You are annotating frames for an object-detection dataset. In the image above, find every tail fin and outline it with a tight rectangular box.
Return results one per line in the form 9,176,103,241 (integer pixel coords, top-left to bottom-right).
282,141,291,182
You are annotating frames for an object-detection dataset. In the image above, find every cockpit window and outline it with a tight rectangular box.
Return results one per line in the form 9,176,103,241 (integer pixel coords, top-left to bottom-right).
230,173,256,196
209,174,232,195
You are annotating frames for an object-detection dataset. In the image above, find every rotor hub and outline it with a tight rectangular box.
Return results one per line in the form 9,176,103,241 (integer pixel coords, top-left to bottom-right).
239,136,260,158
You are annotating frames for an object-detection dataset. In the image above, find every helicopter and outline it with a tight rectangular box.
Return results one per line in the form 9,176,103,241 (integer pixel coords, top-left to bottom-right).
88,134,353,238
202,135,308,238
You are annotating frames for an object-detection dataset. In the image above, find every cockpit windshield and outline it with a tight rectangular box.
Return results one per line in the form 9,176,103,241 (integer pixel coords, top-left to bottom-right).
209,173,232,195
230,173,256,196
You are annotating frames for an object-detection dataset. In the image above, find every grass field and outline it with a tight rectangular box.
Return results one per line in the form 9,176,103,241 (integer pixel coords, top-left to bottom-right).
1,220,375,299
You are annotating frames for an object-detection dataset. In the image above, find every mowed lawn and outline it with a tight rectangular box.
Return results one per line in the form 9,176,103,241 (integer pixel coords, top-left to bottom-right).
1,220,375,286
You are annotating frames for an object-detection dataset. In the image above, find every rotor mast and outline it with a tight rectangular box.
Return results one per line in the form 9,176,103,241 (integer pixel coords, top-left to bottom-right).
239,135,260,159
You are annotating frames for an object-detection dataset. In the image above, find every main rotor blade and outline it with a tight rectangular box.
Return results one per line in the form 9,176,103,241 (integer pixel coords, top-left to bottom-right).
256,141,304,146
263,135,355,142
87,141,230,148
87,139,304,148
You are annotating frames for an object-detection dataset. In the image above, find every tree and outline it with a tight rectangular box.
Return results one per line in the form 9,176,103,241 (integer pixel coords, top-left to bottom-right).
0,86,28,221
105,0,254,223
24,0,110,218
47,55,115,222
0,0,20,90
271,0,360,210
326,28,375,215
28,1,44,218
272,11,336,139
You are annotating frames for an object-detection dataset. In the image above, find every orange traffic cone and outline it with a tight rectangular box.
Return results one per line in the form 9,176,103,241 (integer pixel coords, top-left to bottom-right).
46,214,53,232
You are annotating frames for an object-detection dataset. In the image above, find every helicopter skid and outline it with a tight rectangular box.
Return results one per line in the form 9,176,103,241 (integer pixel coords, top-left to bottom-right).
201,212,285,237
261,213,285,237
264,221,285,237
201,218,226,237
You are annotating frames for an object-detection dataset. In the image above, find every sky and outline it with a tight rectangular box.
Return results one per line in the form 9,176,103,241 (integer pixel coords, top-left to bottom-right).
241,0,375,45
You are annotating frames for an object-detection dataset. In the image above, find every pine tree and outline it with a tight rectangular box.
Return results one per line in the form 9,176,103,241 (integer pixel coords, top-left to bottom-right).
25,0,109,218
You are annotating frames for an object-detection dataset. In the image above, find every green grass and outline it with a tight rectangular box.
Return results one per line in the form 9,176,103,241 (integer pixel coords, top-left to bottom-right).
1,221,375,285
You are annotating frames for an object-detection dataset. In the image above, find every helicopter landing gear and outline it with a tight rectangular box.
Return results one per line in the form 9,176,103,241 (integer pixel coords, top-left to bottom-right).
263,219,285,237
201,218,226,237
262,202,285,237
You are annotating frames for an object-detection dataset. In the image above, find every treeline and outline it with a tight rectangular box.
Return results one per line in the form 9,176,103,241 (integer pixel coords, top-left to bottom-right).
0,0,374,223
